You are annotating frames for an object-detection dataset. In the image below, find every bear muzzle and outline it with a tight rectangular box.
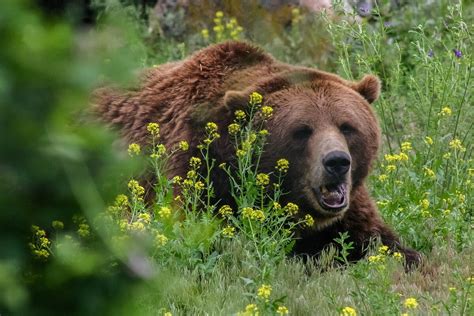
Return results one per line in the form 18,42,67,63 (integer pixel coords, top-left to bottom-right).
311,150,352,214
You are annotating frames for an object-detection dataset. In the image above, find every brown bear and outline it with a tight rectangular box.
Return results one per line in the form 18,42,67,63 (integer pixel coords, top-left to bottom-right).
94,41,421,267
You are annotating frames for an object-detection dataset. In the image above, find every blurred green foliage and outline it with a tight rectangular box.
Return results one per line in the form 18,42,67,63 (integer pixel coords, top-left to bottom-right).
0,0,152,314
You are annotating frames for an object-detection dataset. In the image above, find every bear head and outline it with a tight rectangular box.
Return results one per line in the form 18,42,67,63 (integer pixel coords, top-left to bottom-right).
220,69,381,229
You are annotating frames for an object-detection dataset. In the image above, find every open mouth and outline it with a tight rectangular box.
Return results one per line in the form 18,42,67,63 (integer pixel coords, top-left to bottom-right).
313,183,348,212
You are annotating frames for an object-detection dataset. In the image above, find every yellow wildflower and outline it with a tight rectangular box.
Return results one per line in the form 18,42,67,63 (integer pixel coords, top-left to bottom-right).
239,304,258,316
404,297,418,309
115,194,129,207
163,312,172,316
242,207,253,218
273,202,282,210
438,107,452,116
138,212,151,223
147,122,160,135
257,284,272,300
157,144,166,155
158,206,171,219
190,157,202,169
378,174,388,182
241,207,265,222
218,205,233,217
259,129,269,136
401,141,412,152
261,106,273,119
128,180,145,198
420,199,430,210
235,110,246,120
201,28,209,39
222,225,235,238
378,245,389,254
253,209,265,222
127,143,141,156
32,249,50,260
424,136,433,145
368,254,385,263
155,233,168,247
304,214,314,227
236,149,246,158
171,176,182,184
276,305,289,315
443,152,451,160
285,202,299,215
130,221,145,232
392,252,403,261
384,154,397,162
341,306,357,316
386,164,396,172
215,11,224,18
178,140,189,151
276,158,289,172
449,138,466,152
206,122,218,133
249,92,263,105
399,153,409,161
228,123,240,135
194,181,205,191
423,167,436,178
256,173,270,186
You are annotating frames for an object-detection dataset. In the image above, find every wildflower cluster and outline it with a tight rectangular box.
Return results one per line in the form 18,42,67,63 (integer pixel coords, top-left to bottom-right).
29,225,51,260
256,173,270,187
218,205,233,217
448,138,466,152
147,122,159,135
403,297,419,309
203,121,220,145
284,202,299,215
202,11,243,43
257,284,272,301
238,304,259,316
367,245,404,267
128,143,141,156
304,214,314,227
275,158,289,173
71,215,92,239
249,91,263,105
341,306,357,316
128,179,145,201
438,106,452,117
242,207,265,222
222,225,236,238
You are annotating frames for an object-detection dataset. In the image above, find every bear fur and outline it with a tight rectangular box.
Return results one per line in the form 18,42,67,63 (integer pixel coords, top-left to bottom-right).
94,41,421,267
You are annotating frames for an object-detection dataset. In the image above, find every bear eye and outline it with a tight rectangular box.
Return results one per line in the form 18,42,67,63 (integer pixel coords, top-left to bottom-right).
292,126,313,141
340,123,356,136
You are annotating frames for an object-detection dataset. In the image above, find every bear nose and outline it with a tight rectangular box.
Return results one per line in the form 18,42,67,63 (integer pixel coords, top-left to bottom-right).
323,150,351,177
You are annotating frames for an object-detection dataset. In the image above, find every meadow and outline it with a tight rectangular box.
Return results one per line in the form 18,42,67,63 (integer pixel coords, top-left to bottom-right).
0,0,472,315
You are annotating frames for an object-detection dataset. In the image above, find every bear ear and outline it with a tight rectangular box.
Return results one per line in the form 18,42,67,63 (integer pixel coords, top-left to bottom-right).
223,90,248,111
353,75,381,104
